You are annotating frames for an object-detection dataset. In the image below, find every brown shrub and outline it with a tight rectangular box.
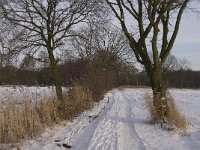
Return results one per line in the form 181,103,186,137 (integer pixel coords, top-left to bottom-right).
84,70,117,102
144,93,187,134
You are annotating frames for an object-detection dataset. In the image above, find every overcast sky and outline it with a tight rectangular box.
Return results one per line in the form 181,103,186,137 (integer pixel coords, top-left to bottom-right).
172,2,200,70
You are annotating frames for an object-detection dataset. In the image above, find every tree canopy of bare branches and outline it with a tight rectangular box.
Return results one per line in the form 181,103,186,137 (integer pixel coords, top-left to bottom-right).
70,25,133,62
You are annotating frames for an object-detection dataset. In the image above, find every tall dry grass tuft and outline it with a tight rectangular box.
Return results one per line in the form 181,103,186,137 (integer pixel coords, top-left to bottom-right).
144,93,158,123
167,96,187,134
38,99,60,125
58,83,94,120
144,93,187,134
0,98,63,144
0,101,41,143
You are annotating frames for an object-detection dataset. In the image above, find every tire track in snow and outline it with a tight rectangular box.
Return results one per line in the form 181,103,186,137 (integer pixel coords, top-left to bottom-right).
70,90,117,150
86,91,120,150
117,90,146,150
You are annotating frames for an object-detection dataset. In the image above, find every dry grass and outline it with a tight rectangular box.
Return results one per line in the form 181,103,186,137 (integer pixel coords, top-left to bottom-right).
58,83,94,120
144,94,158,123
0,99,60,143
0,102,39,143
0,84,94,144
167,97,188,134
144,93,187,134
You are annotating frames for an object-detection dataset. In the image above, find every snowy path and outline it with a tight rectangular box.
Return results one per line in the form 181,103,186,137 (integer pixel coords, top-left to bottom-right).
14,89,200,150
72,90,146,150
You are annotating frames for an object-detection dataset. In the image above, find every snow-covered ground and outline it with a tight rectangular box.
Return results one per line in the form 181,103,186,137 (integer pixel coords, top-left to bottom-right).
2,88,200,150
0,86,68,104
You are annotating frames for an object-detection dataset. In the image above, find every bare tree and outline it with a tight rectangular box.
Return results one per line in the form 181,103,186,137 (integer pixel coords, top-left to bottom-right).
0,0,103,100
70,25,133,61
106,0,189,123
0,13,26,67
20,55,36,70
163,54,191,72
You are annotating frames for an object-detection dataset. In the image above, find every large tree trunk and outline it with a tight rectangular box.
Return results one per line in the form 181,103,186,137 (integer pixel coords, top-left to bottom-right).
146,64,169,122
48,51,63,101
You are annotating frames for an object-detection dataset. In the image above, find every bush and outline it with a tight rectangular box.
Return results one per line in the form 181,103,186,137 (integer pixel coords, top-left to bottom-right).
85,70,117,101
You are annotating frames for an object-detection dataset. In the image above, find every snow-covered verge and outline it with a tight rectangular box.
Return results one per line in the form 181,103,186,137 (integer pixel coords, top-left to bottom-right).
1,88,200,150
0,86,68,104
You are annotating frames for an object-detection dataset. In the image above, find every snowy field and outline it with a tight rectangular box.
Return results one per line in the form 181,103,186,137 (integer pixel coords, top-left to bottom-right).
1,87,200,150
0,86,68,104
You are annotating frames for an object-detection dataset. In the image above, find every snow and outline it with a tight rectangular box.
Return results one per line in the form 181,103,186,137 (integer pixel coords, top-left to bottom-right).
2,88,200,150
0,86,68,104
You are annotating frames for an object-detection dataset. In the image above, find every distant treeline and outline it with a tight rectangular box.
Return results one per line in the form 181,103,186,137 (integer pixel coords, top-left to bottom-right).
0,50,137,87
136,70,200,89
0,59,199,89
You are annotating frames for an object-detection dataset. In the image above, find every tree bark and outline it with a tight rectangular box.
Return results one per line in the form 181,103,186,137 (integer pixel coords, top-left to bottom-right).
48,51,63,101
146,64,168,122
